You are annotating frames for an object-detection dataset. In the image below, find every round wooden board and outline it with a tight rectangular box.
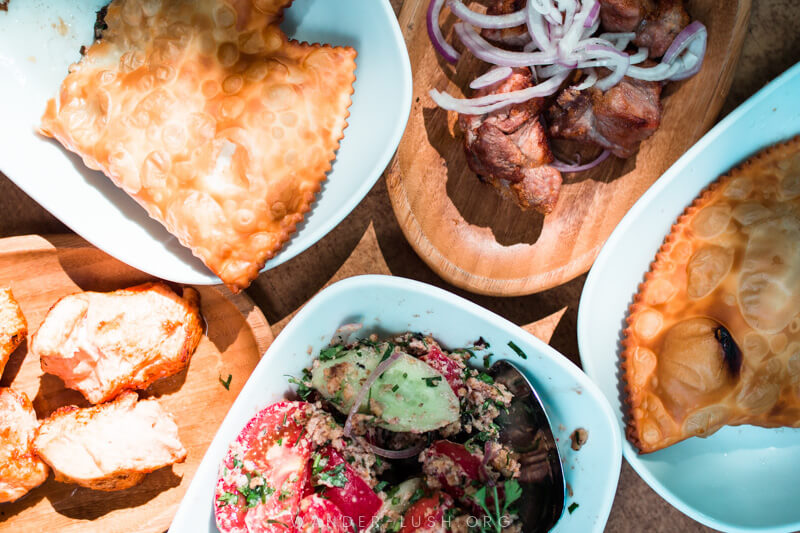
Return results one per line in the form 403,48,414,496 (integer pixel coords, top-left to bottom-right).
386,0,751,296
0,234,273,533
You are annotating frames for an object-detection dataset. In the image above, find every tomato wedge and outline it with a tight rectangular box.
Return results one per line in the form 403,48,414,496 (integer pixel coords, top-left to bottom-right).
421,346,464,394
215,401,314,533
296,494,350,533
399,491,454,533
313,447,382,532
424,440,481,499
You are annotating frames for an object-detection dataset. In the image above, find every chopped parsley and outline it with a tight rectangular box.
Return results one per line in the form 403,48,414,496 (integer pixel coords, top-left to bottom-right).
568,502,580,514
232,457,243,469
286,369,314,400
408,488,425,505
319,345,345,361
374,481,389,493
391,384,399,392
216,491,238,507
238,474,275,508
219,373,232,390
265,519,291,529
477,372,494,384
507,340,528,359
422,376,442,387
276,437,283,446
472,479,522,532
317,463,348,488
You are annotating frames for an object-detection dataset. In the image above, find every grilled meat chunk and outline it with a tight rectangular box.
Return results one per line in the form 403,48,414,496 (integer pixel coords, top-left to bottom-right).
33,282,203,404
547,75,662,158
33,391,186,491
632,0,690,58
0,287,27,379
600,0,689,57
0,388,49,502
459,68,562,213
481,0,530,48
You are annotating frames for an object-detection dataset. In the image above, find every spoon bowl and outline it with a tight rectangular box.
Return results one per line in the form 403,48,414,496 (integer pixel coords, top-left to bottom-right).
490,359,566,532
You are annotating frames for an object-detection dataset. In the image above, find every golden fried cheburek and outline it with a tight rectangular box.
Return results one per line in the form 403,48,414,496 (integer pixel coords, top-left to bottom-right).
0,287,27,379
40,0,357,292
623,136,800,453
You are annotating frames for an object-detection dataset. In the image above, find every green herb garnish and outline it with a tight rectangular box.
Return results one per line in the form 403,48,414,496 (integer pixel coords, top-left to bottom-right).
317,463,348,488
374,481,389,493
472,479,522,532
422,376,442,387
507,341,527,359
219,373,232,390
408,488,425,505
568,502,580,514
216,491,238,507
319,345,345,361
477,372,494,384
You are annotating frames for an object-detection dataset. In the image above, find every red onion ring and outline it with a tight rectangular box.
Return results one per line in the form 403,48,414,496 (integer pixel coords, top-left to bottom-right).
469,66,514,89
552,149,610,172
427,0,460,64
454,23,556,68
367,441,427,460
663,21,706,64
479,441,497,487
343,350,402,438
446,0,526,29
330,323,362,346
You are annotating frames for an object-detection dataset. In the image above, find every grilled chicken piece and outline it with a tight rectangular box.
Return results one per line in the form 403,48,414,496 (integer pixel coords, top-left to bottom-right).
547,75,662,158
600,0,689,57
33,391,186,491
459,68,563,213
481,0,530,48
0,288,27,379
0,388,49,502
32,282,202,404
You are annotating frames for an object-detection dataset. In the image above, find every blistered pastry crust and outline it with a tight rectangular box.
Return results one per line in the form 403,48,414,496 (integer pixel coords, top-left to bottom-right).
40,0,357,292
623,136,800,453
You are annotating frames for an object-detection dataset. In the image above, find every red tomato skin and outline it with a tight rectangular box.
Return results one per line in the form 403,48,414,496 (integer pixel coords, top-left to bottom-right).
399,491,454,533
296,494,350,533
421,346,464,394
424,440,482,500
215,401,314,533
315,447,382,532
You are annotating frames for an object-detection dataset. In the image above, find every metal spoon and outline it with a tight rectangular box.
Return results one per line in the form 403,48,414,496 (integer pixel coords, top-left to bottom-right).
489,359,566,532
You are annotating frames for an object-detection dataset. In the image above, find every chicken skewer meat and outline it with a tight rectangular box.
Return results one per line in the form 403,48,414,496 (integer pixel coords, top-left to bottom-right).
0,287,27,379
0,388,49,502
33,391,186,491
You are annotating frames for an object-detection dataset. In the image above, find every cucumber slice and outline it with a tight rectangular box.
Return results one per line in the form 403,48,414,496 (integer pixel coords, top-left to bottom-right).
311,343,459,433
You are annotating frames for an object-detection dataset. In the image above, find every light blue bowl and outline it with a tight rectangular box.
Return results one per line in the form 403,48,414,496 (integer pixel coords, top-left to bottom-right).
578,61,800,533
171,275,621,532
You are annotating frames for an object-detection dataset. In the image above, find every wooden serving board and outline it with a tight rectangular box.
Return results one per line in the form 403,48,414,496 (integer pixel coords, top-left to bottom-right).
0,235,273,533
387,0,751,296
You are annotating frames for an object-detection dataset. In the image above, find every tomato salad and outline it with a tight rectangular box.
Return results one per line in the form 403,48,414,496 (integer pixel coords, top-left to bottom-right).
214,332,525,532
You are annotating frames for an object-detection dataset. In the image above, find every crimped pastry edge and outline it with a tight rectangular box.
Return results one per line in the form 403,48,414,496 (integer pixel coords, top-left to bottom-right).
621,134,800,453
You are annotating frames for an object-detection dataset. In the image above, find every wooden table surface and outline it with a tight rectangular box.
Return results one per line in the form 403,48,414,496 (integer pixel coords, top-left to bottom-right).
1,1,799,531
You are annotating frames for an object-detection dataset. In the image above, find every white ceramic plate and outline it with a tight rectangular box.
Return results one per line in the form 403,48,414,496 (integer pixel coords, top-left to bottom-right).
170,275,621,532
578,61,800,533
0,0,411,285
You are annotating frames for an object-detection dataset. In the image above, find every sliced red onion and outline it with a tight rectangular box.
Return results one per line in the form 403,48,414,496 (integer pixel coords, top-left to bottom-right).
446,0,526,29
470,66,514,89
552,149,610,172
668,26,707,81
367,441,427,460
597,31,636,51
572,67,597,91
525,3,553,52
430,71,568,115
663,21,707,64
626,60,682,81
627,46,649,65
427,0,460,64
343,350,402,438
330,323,363,346
479,441,498,487
584,0,600,27
454,22,556,68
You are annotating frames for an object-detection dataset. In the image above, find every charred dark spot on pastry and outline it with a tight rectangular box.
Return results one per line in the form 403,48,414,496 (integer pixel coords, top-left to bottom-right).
94,4,109,41
0,0,9,13
714,325,742,376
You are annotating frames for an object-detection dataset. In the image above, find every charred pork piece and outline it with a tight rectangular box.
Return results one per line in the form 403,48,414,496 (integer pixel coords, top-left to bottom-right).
547,75,662,158
459,68,562,214
632,0,690,58
600,0,690,58
481,0,530,48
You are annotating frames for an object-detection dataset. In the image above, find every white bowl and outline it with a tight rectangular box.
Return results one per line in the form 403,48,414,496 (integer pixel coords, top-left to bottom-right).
170,275,621,532
0,0,411,285
578,62,800,533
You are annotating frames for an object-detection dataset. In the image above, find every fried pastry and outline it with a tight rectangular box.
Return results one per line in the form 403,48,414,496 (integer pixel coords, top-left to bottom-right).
32,282,203,404
623,136,800,453
40,0,357,292
0,388,49,502
0,287,27,378
33,391,186,491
